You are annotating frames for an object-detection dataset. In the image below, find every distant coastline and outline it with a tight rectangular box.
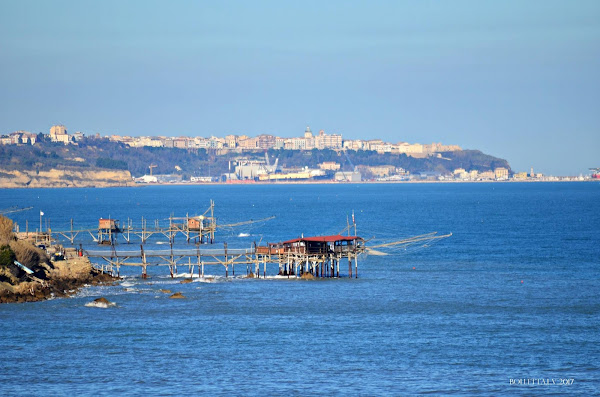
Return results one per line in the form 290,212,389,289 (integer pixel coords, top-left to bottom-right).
1,177,594,189
1,136,512,185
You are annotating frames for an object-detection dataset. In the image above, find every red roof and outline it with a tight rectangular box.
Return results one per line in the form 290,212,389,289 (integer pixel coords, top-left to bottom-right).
282,235,362,244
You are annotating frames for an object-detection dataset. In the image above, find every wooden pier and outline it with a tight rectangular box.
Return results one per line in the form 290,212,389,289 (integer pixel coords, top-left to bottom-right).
16,201,274,246
11,200,452,279
84,232,451,279
85,233,366,279
65,200,219,245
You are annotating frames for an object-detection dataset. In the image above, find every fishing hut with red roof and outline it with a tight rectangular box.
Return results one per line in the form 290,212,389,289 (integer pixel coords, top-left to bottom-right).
256,234,365,278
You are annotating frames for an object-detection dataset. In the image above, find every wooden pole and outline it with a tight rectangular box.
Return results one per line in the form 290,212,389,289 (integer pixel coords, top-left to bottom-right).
197,246,201,278
141,245,147,278
170,238,175,277
253,241,258,278
224,242,228,277
349,256,352,278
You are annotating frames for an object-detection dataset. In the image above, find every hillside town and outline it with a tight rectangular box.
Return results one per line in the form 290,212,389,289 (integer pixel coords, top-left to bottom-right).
2,125,460,156
1,125,593,184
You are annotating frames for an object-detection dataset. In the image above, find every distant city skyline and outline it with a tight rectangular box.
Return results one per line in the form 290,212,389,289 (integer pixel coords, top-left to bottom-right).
3,123,462,158
1,1,598,175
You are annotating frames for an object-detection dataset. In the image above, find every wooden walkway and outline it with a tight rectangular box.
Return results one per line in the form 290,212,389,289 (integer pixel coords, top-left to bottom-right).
85,235,367,279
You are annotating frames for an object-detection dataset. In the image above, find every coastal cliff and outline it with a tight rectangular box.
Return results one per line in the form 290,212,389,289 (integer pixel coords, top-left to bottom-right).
0,168,134,188
0,139,511,182
0,215,116,303
0,254,116,303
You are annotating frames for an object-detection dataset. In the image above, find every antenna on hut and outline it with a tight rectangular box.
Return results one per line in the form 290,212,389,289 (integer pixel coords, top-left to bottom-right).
346,215,350,236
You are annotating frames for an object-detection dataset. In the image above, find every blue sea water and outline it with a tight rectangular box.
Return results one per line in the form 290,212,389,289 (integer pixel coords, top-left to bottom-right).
0,182,599,396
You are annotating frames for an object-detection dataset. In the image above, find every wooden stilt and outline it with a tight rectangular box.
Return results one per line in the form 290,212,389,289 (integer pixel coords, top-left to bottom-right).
224,242,228,278
349,256,352,278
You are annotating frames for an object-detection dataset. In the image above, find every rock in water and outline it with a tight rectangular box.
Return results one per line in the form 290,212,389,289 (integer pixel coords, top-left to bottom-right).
159,289,171,293
169,292,185,299
94,297,110,304
180,278,193,284
301,273,315,280
85,297,116,308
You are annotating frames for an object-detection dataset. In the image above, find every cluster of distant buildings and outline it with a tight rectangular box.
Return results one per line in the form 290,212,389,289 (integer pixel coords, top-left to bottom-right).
345,166,538,182
444,167,591,182
449,167,510,181
0,125,85,146
3,124,594,182
107,126,462,157
1,124,461,158
0,131,38,145
135,163,572,184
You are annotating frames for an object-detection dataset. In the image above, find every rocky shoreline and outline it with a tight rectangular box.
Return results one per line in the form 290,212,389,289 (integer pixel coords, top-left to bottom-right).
0,215,118,303
0,266,116,304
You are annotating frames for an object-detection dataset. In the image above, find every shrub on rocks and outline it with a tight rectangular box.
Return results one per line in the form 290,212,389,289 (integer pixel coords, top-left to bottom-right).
0,244,16,268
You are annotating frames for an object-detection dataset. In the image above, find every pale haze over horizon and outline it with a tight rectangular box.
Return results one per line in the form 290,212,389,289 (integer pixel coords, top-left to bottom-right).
1,0,598,176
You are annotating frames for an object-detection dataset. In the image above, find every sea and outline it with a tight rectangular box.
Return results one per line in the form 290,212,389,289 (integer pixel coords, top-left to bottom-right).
0,182,599,396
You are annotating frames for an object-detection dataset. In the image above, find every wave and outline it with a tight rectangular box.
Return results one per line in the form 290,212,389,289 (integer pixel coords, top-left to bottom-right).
85,299,117,309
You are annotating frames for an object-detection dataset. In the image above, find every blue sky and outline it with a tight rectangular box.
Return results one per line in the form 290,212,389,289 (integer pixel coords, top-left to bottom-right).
1,0,598,175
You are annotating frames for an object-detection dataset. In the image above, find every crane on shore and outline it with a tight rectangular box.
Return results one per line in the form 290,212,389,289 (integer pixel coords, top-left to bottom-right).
339,150,357,182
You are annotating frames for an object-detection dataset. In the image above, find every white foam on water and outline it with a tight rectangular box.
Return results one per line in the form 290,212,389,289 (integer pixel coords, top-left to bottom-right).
174,272,194,278
238,233,250,237
148,278,180,285
197,275,226,283
84,300,117,309
270,274,300,280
